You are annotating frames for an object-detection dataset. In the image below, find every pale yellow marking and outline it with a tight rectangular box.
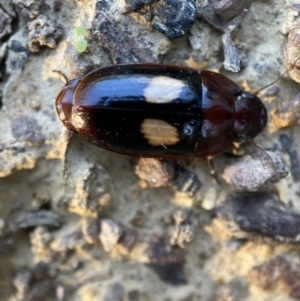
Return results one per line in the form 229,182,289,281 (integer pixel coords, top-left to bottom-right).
141,119,180,146
144,76,185,103
73,108,86,129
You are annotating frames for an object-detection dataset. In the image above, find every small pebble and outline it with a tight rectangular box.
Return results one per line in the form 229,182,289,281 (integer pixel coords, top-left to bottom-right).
222,151,289,191
135,158,175,187
99,219,123,252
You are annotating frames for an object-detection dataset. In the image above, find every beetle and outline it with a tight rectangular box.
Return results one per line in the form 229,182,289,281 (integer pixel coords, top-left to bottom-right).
55,64,267,158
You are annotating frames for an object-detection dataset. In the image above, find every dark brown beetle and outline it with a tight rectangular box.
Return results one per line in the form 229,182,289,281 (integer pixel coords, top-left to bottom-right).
55,64,267,158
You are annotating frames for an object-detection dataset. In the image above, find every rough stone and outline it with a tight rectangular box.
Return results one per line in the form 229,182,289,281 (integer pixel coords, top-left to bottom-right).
27,14,63,52
248,256,300,299
13,0,42,18
9,210,62,232
222,151,289,191
135,158,175,187
215,193,300,242
99,219,124,252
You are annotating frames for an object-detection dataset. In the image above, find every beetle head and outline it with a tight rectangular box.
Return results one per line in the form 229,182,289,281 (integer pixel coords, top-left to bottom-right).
231,91,267,142
55,78,80,131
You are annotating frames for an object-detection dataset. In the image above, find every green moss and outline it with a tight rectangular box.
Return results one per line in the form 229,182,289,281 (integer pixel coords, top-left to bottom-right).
74,26,88,53
75,26,86,37
75,39,88,53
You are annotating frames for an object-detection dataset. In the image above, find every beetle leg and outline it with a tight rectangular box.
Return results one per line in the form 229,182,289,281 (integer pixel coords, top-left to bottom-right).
206,156,215,175
206,157,221,184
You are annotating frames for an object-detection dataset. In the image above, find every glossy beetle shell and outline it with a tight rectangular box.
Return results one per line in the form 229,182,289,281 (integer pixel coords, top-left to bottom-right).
55,64,267,158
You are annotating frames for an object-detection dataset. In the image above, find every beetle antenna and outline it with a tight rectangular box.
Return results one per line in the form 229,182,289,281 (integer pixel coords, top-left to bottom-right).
53,70,69,83
254,55,300,95
251,139,277,174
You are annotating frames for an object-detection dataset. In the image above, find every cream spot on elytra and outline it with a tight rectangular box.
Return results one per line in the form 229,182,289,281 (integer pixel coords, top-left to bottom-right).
141,118,180,146
73,108,87,130
144,76,185,103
